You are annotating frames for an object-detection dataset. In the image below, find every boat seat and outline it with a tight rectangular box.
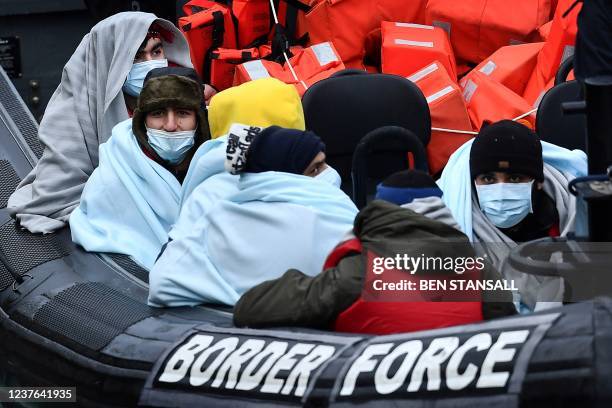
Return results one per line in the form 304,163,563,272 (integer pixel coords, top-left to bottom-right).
31,281,158,351
0,160,21,208
0,219,70,291
107,253,149,283
352,126,428,209
302,70,431,198
536,80,586,151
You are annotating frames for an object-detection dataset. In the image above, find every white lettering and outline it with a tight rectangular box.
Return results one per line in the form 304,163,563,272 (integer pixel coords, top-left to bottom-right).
340,343,394,396
476,330,529,388
190,337,239,386
281,345,336,396
158,335,214,383
374,340,423,394
235,341,288,391
211,339,266,389
446,333,492,390
261,343,314,394
407,337,459,392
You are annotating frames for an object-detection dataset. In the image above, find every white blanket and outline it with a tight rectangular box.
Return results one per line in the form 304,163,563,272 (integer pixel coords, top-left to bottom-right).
149,172,358,307
69,119,182,270
9,12,192,233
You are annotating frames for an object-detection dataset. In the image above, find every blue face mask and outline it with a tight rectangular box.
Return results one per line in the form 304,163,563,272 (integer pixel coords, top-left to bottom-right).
123,59,168,96
476,181,534,229
315,165,342,188
146,127,195,165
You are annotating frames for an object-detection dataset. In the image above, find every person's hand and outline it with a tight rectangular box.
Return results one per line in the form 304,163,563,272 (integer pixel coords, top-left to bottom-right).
204,84,217,106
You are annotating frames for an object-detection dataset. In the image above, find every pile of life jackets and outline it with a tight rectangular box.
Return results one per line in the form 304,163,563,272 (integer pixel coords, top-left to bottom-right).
178,0,345,95
179,0,581,174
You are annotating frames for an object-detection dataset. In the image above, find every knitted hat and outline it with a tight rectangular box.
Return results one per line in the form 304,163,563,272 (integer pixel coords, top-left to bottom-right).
225,125,325,175
375,170,443,205
470,120,544,182
244,126,325,174
132,67,210,161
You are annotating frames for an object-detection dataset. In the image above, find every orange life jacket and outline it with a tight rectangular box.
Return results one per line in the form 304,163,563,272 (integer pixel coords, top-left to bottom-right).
469,42,544,96
523,0,581,106
381,21,456,79
210,47,260,91
234,41,345,96
460,71,536,130
295,0,426,68
537,20,553,42
231,0,271,48
179,0,237,80
327,238,484,335
425,0,551,64
406,62,473,175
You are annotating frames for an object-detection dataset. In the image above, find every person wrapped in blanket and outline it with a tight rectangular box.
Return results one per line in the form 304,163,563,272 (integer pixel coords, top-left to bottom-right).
148,125,357,307
8,12,194,234
437,120,588,312
172,77,308,240
69,67,209,270
234,169,516,335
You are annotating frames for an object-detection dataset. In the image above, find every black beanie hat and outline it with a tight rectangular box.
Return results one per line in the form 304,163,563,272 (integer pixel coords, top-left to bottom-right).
470,120,544,182
244,126,325,174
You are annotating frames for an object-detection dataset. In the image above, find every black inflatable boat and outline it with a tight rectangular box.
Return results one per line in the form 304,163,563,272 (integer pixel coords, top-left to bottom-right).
1,66,611,407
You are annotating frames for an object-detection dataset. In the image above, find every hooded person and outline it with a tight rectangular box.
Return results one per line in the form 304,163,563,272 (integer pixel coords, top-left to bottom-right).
233,170,515,334
148,125,356,307
8,12,193,234
169,77,311,240
69,67,209,270
438,120,588,312
374,169,460,229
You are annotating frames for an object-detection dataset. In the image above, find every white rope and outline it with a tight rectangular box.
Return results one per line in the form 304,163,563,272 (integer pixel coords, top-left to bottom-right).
269,0,279,22
431,127,478,135
511,107,538,121
268,0,308,93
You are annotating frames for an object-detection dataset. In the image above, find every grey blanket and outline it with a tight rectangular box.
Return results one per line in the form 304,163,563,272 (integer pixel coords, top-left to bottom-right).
401,196,462,231
8,12,192,233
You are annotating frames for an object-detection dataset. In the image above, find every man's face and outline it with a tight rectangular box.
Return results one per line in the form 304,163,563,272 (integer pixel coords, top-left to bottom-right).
475,171,534,185
303,151,327,177
134,37,165,63
474,171,544,192
145,107,197,132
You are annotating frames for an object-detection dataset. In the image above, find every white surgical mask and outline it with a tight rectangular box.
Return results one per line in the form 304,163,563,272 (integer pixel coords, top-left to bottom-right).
476,181,534,229
146,127,195,165
123,59,168,96
315,165,342,188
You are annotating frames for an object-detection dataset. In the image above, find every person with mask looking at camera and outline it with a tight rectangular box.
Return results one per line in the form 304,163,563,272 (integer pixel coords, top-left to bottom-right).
70,67,210,270
438,120,587,312
148,125,356,307
8,12,194,234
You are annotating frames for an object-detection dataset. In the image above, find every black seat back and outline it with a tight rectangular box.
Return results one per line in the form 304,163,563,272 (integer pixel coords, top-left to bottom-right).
302,71,431,195
536,80,586,151
352,126,427,209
